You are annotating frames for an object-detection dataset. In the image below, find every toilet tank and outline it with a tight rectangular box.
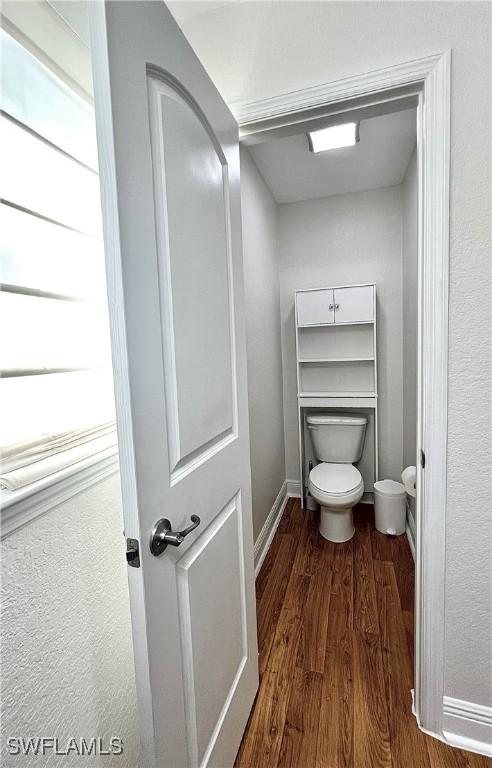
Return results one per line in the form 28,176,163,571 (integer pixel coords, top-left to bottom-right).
306,413,367,463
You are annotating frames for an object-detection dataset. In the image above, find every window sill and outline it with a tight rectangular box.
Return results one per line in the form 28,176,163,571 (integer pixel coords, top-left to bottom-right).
1,442,119,538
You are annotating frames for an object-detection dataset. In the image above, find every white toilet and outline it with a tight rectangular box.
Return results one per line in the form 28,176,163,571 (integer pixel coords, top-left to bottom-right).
307,413,368,543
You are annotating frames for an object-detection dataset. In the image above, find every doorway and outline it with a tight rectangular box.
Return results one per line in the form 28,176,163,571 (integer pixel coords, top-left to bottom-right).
238,100,420,766
236,52,451,743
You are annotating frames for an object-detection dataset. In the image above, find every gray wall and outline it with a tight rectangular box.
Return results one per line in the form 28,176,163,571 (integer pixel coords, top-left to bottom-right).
278,186,403,485
402,149,418,471
1,473,141,767
240,147,285,541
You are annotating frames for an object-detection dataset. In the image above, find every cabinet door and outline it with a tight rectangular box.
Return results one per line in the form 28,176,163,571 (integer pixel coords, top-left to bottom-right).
296,288,335,326
334,285,374,323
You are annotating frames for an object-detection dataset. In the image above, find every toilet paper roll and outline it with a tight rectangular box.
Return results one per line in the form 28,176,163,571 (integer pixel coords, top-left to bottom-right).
401,465,417,498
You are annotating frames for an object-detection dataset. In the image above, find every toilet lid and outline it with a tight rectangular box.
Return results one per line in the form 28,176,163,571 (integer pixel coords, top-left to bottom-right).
374,479,405,496
310,463,362,495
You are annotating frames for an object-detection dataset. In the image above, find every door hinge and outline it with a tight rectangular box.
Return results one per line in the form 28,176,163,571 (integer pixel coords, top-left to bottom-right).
420,449,426,469
126,537,140,568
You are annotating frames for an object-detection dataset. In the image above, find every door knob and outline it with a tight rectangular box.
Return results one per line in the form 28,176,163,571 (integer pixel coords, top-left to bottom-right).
150,514,201,556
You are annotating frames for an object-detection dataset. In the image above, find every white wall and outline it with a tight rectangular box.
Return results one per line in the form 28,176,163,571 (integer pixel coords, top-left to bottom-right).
172,0,492,715
1,4,141,764
1,474,141,767
240,147,285,541
278,186,403,485
402,149,418,470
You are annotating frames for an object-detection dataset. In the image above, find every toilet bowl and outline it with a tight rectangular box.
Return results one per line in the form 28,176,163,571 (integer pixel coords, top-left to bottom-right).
306,412,368,543
308,462,364,542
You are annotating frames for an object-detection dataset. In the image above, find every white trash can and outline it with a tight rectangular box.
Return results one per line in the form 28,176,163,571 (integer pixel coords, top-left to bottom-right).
374,479,406,535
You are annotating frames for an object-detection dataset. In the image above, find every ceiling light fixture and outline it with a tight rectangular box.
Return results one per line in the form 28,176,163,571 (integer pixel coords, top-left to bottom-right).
307,122,360,153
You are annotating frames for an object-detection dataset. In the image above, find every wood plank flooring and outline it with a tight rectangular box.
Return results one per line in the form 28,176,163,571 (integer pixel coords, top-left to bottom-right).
235,500,492,768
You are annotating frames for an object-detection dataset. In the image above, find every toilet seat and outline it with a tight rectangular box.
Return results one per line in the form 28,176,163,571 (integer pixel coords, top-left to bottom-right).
309,462,364,508
310,462,361,494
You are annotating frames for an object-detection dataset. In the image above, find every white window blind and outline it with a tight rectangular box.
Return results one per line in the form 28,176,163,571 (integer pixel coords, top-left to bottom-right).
0,28,116,491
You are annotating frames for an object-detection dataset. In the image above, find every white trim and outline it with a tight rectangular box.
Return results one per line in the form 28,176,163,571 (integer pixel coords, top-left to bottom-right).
443,697,492,757
286,479,301,498
406,499,416,560
414,49,450,738
443,732,492,759
0,445,119,538
89,5,157,766
231,54,442,127
234,51,451,740
444,698,492,727
295,281,376,294
0,430,117,492
253,481,288,577
406,522,416,561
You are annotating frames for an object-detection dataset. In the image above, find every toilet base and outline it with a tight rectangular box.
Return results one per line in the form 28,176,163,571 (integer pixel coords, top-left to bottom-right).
319,505,355,543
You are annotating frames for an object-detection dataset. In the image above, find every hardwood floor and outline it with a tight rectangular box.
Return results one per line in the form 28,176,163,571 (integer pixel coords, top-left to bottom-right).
235,500,491,768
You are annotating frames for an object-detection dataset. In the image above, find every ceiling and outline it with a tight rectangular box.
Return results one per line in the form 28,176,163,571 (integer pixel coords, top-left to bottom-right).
167,1,230,26
47,1,90,45
166,5,417,204
248,109,417,205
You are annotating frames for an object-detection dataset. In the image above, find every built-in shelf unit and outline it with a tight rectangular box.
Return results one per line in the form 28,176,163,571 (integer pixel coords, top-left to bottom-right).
295,283,378,507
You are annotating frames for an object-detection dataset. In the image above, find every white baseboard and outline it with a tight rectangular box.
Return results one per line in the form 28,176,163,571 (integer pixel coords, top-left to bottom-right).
406,521,416,561
406,523,415,560
443,697,492,757
253,481,289,577
406,497,416,560
286,479,301,498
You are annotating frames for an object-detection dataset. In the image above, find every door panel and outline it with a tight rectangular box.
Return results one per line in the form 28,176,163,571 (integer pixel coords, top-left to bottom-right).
334,285,374,323
296,288,334,326
90,2,258,766
177,493,246,766
148,75,235,478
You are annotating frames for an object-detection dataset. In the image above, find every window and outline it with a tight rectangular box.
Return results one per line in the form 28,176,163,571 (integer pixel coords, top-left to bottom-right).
0,28,116,493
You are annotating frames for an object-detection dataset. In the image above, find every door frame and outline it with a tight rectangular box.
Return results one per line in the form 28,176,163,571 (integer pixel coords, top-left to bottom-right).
231,52,451,739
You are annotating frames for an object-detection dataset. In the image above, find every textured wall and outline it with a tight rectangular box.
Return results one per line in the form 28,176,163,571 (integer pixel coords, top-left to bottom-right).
401,148,418,471
278,186,403,485
240,147,285,541
171,0,492,711
1,474,141,767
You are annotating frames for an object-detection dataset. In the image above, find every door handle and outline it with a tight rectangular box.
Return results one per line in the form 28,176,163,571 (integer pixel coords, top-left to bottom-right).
150,514,201,556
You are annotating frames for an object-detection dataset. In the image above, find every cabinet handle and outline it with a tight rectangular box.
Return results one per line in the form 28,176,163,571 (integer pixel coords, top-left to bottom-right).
328,303,334,310
335,303,340,310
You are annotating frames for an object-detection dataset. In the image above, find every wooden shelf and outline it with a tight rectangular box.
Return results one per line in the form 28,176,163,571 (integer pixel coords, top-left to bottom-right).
298,357,374,363
298,391,377,398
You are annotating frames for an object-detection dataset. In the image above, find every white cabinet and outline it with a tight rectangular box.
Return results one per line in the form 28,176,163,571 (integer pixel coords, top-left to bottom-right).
296,288,334,326
334,285,374,324
295,283,377,396
296,284,374,326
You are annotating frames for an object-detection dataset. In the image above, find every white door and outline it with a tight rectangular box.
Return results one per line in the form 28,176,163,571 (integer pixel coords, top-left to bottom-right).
296,288,335,325
90,3,258,767
334,285,374,323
